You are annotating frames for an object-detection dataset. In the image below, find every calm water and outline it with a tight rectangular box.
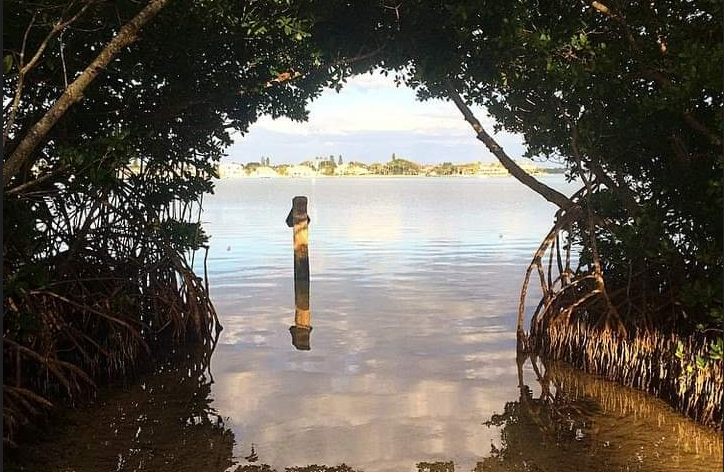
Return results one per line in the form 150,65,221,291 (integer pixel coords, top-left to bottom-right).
10,177,723,472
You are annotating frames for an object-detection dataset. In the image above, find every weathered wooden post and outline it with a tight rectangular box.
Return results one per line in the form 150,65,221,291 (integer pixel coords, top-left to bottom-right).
286,196,312,350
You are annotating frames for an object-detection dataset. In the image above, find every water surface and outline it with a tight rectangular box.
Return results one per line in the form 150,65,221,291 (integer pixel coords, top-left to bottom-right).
10,177,723,472
201,177,722,471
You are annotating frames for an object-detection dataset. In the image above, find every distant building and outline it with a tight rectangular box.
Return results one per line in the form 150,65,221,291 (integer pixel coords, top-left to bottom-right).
477,161,541,176
311,156,333,170
246,166,280,178
334,163,370,176
124,160,216,179
456,163,480,175
129,159,141,174
420,165,436,176
218,162,245,178
478,162,509,176
519,161,542,175
288,164,317,177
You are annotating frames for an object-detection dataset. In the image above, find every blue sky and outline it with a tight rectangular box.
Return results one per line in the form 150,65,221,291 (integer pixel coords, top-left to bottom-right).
224,70,530,165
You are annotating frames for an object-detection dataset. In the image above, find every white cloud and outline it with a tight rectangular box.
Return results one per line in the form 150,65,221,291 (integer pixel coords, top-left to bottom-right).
229,69,523,164
344,70,403,90
252,97,496,138
249,69,498,137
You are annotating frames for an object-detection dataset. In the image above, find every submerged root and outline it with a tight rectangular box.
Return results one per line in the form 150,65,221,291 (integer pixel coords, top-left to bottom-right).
2,254,221,446
518,188,722,429
3,167,221,446
530,320,722,429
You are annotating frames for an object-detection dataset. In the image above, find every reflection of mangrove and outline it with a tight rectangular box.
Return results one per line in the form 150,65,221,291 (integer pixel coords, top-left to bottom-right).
475,354,723,472
546,359,724,458
6,347,234,472
532,318,722,428
213,357,721,472
416,462,454,472
515,196,722,429
3,176,222,446
234,466,361,472
476,354,599,472
233,462,457,472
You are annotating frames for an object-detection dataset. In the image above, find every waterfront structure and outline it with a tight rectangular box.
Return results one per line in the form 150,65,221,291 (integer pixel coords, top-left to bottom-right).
288,164,317,177
519,161,542,175
478,162,510,176
477,161,541,176
218,162,246,178
246,166,280,178
213,159,544,178
334,163,371,176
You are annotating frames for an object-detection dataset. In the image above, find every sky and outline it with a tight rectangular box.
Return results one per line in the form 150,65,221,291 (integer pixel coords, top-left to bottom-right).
224,70,532,166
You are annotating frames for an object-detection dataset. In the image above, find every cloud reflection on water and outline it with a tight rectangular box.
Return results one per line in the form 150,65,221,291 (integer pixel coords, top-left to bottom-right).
198,178,722,472
9,177,722,472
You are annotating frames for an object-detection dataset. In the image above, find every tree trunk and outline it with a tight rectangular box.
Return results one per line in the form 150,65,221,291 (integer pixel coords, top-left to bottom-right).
3,0,173,188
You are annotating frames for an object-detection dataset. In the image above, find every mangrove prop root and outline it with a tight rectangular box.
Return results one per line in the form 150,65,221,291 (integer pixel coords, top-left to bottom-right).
530,320,723,429
518,193,721,429
3,163,221,446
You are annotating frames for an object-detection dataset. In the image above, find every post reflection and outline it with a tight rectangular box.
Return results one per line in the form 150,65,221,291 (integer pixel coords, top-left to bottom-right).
289,323,312,351
290,240,311,351
287,196,312,351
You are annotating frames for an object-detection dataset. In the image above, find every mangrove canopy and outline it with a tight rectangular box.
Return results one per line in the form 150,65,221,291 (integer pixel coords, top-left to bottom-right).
3,0,722,444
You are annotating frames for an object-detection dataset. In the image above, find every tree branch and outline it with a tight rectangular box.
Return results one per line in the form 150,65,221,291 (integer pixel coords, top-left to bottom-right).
591,2,721,146
264,43,387,89
3,3,96,147
444,81,573,209
3,0,172,188
571,125,626,337
5,164,71,196
3,12,38,147
564,114,642,216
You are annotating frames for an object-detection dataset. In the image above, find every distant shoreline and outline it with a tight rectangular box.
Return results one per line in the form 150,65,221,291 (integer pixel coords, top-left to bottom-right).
216,159,567,180
215,172,567,180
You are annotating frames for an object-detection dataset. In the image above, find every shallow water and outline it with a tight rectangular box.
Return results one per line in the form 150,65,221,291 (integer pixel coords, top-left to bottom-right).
9,177,723,472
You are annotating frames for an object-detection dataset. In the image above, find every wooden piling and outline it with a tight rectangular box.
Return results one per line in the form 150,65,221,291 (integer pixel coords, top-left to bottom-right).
287,196,311,350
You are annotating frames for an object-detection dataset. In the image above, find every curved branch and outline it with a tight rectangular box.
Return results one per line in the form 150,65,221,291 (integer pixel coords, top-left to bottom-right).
444,81,573,209
3,0,172,187
3,3,96,148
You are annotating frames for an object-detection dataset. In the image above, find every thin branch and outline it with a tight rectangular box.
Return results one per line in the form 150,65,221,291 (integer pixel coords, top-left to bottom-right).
5,164,70,196
571,124,626,337
444,80,573,210
59,30,69,88
3,0,172,187
590,1,721,146
3,3,95,147
3,13,37,147
262,43,387,89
